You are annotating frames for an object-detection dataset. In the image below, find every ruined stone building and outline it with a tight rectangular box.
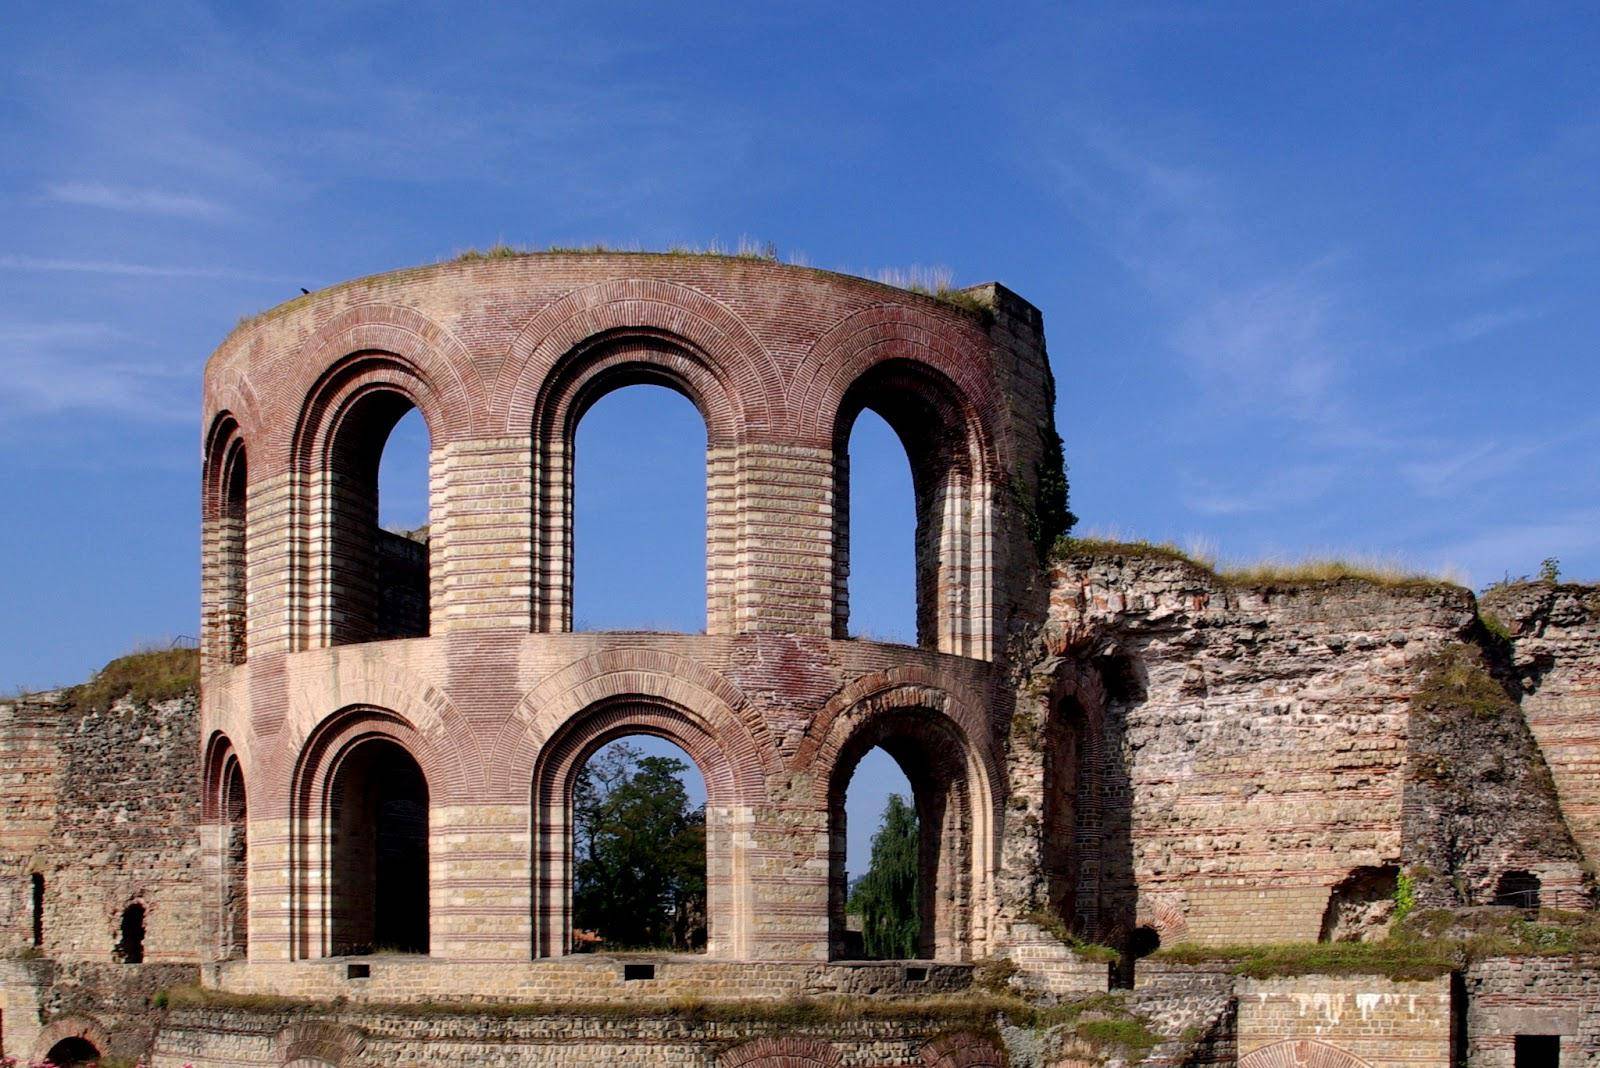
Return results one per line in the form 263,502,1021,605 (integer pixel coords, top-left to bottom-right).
1,254,1598,1066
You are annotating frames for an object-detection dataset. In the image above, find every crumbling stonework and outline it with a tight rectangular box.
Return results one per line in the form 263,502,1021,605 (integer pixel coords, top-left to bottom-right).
1480,582,1600,869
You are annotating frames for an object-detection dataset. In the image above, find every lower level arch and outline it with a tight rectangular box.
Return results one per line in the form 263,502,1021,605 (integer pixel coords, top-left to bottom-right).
531,696,754,958
1240,1040,1375,1068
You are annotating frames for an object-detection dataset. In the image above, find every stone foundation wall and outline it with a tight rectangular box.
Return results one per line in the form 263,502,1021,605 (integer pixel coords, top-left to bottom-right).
151,1005,1008,1068
1462,954,1600,1066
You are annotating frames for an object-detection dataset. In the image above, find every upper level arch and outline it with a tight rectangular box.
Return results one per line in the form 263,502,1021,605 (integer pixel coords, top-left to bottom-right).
797,306,999,658
203,413,250,667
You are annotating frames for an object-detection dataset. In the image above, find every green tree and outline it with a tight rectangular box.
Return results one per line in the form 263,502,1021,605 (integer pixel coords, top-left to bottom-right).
573,742,706,950
847,793,921,959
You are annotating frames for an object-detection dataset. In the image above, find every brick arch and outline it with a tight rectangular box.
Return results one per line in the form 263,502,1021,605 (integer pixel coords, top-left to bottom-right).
1136,896,1191,947
203,411,251,668
203,361,267,452
31,1016,110,1064
1239,1040,1375,1068
525,672,771,957
494,277,781,435
806,671,1000,960
718,1036,844,1067
494,648,772,799
287,706,446,959
792,303,997,449
921,1031,1009,1067
277,658,481,805
501,281,777,634
800,306,999,658
277,1019,366,1065
284,304,483,450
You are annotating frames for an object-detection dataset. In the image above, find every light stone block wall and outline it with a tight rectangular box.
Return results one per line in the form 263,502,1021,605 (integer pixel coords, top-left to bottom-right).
1236,975,1453,1068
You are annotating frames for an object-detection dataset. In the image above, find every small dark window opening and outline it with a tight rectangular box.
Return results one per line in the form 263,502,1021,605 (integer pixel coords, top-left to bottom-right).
1495,870,1542,909
30,873,43,947
116,902,146,963
1515,1034,1561,1068
623,962,656,981
1095,654,1146,706
904,965,928,982
46,1037,100,1067
346,962,370,979
1129,925,1161,959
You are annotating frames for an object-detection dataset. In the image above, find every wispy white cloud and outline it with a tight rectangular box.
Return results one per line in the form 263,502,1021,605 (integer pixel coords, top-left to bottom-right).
1180,462,1342,517
44,181,227,220
0,254,290,282
0,320,190,423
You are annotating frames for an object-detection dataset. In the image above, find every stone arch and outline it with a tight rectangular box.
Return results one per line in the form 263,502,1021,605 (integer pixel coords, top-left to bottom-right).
1239,1040,1374,1068
529,686,765,958
921,1031,1009,1067
203,411,250,667
799,306,999,658
288,706,443,959
806,671,999,961
277,1019,367,1065
1039,666,1107,940
497,279,779,634
31,1017,110,1066
718,1036,843,1067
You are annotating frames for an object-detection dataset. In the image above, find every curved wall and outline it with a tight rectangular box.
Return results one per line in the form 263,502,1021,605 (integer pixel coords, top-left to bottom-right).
197,255,1057,983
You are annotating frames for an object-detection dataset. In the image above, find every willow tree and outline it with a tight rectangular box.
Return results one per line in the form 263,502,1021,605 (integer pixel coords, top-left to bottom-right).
847,793,920,959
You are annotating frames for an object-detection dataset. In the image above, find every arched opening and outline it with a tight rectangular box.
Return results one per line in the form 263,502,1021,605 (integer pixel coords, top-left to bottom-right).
205,416,249,665
831,360,987,657
572,384,708,633
840,410,917,644
223,757,248,958
841,748,918,959
31,871,44,947
1494,869,1541,909
46,1038,100,1067
115,902,145,963
328,739,429,955
532,697,748,958
828,708,978,961
325,391,431,645
571,736,708,952
1042,696,1088,931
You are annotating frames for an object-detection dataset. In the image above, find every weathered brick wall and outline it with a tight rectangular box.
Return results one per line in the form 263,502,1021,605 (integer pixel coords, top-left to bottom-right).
1235,976,1453,1067
0,696,61,957
1462,954,1600,1066
1481,583,1600,870
0,689,203,965
1005,548,1593,950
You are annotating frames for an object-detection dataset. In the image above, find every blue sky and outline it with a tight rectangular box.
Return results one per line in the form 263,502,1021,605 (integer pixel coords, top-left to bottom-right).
3,4,1598,858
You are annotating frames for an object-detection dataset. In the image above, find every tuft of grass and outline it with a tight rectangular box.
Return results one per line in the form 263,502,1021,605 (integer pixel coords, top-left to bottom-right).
1023,909,1122,964
1217,556,1454,590
1477,608,1512,641
1152,938,1457,981
64,647,199,714
1072,1015,1161,1055
1052,536,1459,591
873,265,993,319
1412,646,1516,720
454,242,526,261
